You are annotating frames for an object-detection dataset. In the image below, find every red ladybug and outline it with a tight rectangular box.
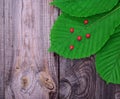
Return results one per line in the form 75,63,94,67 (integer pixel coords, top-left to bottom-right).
70,28,74,33
70,45,74,50
86,34,91,38
84,20,89,24
77,36,82,41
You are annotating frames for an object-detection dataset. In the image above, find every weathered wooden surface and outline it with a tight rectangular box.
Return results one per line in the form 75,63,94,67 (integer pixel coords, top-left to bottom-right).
0,0,120,99
59,57,117,99
3,0,58,99
0,0,4,98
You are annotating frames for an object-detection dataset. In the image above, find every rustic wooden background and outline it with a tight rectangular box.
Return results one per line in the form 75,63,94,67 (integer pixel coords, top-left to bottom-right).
0,0,120,99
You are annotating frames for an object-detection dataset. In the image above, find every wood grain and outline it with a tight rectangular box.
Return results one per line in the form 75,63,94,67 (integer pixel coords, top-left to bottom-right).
0,0,120,99
4,0,58,99
59,57,96,99
59,56,118,99
0,0,4,98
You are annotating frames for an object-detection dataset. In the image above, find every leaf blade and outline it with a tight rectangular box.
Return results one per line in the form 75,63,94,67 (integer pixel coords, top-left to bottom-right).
49,4,120,59
96,32,120,84
51,0,119,17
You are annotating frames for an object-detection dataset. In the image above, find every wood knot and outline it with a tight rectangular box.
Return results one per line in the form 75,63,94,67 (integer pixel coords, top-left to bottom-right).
15,66,21,74
21,76,29,88
16,66,20,70
60,79,71,99
115,92,120,99
39,72,56,92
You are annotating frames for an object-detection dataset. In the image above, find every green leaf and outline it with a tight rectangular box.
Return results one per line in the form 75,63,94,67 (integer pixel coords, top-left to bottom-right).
49,4,120,59
51,0,119,17
96,32,120,84
53,0,69,2
115,25,120,33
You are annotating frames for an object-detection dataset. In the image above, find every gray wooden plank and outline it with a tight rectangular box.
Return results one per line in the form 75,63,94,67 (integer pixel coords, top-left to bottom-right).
114,85,120,99
95,76,116,99
0,0,4,98
2,0,120,99
59,55,117,99
59,57,96,99
4,0,58,99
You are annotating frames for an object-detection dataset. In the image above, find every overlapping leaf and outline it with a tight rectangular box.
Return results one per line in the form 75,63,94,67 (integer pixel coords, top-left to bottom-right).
51,0,119,17
96,32,120,84
49,4,120,59
115,25,120,33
